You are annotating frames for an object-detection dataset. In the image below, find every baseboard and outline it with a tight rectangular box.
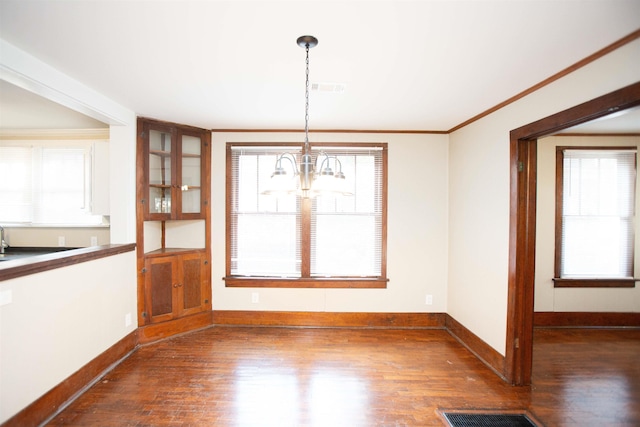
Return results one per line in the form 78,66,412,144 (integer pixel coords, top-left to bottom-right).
138,311,215,344
445,314,506,381
534,311,640,327
212,310,446,328
3,330,138,427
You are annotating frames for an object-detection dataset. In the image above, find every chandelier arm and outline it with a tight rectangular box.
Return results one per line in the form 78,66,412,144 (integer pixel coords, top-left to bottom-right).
280,153,299,175
333,157,343,173
316,152,330,172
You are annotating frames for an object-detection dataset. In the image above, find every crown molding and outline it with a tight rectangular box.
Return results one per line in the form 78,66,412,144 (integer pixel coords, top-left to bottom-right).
0,128,109,140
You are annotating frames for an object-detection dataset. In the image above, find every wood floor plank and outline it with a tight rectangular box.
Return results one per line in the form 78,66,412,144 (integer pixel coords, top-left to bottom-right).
44,327,640,426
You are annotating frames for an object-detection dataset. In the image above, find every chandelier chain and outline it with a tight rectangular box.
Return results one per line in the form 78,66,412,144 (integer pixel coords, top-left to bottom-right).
304,43,310,147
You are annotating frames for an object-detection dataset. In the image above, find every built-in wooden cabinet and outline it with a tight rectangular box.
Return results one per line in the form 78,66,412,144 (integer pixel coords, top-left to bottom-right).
136,118,211,329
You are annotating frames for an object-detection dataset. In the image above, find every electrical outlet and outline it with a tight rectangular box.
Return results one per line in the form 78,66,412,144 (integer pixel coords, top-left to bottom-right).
90,236,98,246
425,294,433,305
251,292,259,304
58,236,65,247
125,313,132,327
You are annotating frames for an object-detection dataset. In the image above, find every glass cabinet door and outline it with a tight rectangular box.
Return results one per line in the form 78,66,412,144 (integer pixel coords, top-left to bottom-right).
181,134,202,214
149,129,173,215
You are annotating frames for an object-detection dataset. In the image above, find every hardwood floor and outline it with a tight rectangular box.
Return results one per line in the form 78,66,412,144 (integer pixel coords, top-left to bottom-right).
45,327,640,426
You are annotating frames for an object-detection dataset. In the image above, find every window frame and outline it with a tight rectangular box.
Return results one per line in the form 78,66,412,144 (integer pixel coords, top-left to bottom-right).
554,146,637,288
225,142,388,288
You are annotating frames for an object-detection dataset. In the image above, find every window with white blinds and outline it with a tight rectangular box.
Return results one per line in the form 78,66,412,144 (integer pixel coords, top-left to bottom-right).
557,148,636,279
0,141,103,225
229,146,301,277
311,147,383,277
228,143,387,284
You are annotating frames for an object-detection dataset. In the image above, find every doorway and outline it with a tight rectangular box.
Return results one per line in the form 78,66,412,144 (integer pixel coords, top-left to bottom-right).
504,81,640,385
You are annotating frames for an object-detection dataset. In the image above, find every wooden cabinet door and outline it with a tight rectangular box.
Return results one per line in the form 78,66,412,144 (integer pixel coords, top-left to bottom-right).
144,123,176,220
176,130,206,220
177,252,209,317
145,255,177,324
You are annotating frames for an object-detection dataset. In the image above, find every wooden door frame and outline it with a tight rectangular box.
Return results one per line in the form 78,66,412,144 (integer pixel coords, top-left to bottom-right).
505,81,640,385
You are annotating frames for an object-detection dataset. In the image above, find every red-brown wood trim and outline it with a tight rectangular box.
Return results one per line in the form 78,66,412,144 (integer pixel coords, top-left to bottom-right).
212,310,445,328
552,278,637,288
137,311,214,344
511,83,640,140
0,243,136,283
301,197,311,278
448,29,640,133
505,137,538,386
136,118,147,325
555,132,640,137
224,277,388,288
211,129,448,134
138,116,210,134
554,147,564,279
507,81,640,387
2,330,138,427
445,314,506,382
534,312,640,327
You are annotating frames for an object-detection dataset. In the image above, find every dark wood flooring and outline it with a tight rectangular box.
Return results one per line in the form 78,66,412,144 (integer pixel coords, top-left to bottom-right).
45,326,640,426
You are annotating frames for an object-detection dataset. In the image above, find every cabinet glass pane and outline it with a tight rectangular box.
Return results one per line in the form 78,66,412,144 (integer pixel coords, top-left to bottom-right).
182,189,201,214
182,136,201,186
149,129,172,214
182,135,201,213
182,135,201,156
149,130,172,186
150,261,173,316
149,187,172,214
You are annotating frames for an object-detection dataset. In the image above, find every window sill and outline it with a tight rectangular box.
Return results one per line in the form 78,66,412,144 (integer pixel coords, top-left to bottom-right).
224,276,388,288
552,278,638,288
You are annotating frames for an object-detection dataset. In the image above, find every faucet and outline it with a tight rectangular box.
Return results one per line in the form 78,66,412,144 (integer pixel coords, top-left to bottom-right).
0,226,7,254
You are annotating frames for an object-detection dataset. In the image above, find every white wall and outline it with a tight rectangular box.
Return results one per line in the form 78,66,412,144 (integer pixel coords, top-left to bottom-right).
2,226,111,248
0,251,138,423
448,38,640,355
535,135,640,313
211,132,449,313
0,39,139,423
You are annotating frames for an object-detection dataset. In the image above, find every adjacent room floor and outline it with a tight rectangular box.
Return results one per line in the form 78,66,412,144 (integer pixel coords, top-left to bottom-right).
45,326,640,426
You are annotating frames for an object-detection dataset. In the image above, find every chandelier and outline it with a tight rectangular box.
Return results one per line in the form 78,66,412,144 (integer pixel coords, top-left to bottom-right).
264,35,350,198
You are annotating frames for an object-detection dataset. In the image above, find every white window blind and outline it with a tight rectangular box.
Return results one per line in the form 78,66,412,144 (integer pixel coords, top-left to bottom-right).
229,144,384,278
311,147,383,277
560,149,636,278
230,146,301,277
0,141,103,225
0,146,32,222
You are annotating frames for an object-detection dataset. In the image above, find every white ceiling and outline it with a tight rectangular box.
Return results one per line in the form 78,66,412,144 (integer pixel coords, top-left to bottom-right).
0,0,639,132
